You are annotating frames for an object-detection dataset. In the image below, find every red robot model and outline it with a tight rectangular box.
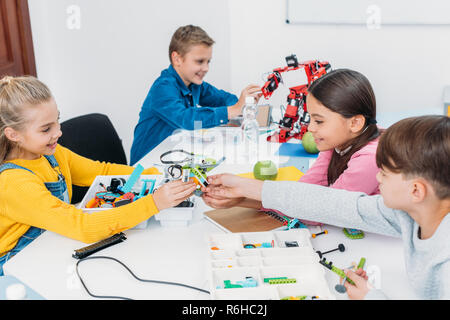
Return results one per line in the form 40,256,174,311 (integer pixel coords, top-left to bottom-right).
261,54,331,143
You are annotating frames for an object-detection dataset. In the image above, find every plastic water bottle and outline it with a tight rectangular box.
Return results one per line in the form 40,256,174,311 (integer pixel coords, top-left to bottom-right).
241,96,259,143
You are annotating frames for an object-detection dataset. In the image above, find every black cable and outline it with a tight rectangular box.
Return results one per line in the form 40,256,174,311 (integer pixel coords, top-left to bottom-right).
75,255,210,300
160,149,194,164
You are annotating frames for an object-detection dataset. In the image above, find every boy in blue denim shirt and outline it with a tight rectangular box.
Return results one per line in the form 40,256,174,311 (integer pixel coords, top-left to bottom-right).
130,25,261,165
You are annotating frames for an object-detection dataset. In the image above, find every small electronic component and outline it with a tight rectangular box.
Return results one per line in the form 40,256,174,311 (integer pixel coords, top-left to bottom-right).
175,200,194,208
284,241,299,247
72,232,127,259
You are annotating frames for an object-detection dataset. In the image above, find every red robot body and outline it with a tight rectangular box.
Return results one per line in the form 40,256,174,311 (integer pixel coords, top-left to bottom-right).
261,55,331,143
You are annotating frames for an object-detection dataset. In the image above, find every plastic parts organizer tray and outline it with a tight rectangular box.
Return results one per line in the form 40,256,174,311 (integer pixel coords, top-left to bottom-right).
207,229,335,300
78,175,196,228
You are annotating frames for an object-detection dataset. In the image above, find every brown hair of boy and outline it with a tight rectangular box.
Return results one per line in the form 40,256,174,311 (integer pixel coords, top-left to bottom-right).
376,115,450,199
168,25,215,64
307,69,381,186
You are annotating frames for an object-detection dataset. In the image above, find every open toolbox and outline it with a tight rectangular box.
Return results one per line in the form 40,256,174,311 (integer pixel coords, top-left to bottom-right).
207,229,335,300
78,174,196,228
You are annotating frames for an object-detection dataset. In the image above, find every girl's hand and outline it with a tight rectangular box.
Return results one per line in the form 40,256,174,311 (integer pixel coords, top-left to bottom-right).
204,173,264,201
204,174,247,199
152,180,197,211
201,191,245,209
343,269,370,300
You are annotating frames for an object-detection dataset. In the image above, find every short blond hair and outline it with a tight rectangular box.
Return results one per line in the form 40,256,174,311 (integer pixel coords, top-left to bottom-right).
168,25,215,63
0,75,53,163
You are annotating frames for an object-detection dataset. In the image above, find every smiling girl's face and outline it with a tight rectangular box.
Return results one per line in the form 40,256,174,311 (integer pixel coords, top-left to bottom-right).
306,93,364,152
6,98,62,160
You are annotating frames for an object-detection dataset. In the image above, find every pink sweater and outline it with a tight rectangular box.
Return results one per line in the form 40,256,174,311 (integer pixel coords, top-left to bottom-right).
300,138,380,196
261,138,380,226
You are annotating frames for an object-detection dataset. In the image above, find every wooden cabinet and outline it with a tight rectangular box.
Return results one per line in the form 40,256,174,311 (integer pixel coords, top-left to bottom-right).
0,0,36,77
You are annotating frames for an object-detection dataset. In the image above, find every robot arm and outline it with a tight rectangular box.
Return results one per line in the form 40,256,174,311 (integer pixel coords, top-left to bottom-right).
260,54,331,143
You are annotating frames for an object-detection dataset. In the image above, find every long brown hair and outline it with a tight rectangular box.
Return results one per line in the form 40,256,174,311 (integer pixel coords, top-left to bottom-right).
307,69,380,185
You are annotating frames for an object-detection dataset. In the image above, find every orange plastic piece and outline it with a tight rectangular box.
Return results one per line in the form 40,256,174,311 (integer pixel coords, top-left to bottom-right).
85,198,99,208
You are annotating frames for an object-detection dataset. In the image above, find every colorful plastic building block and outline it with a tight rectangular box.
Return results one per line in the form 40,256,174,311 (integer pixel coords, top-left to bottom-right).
221,277,257,289
357,257,366,270
119,164,144,193
223,280,242,289
268,278,296,284
286,218,308,230
319,258,355,286
264,277,287,283
281,295,319,300
243,241,274,249
343,228,365,239
312,229,328,238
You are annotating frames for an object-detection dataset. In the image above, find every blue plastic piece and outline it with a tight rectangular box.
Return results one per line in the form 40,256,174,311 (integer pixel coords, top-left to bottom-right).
287,218,308,230
134,178,156,200
119,164,144,193
236,277,258,288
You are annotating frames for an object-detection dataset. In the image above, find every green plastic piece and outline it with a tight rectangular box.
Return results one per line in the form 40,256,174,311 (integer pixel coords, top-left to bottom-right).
330,265,355,285
343,228,365,239
268,278,296,284
264,277,287,283
357,257,366,270
223,280,242,289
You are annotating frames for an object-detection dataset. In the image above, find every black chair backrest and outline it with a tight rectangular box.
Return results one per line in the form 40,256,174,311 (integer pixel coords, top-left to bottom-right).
58,113,127,204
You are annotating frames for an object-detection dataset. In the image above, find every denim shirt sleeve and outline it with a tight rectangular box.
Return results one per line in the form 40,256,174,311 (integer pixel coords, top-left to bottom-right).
199,81,239,108
149,79,230,130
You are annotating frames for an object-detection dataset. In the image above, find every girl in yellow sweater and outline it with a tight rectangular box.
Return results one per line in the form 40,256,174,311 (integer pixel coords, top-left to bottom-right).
0,76,196,275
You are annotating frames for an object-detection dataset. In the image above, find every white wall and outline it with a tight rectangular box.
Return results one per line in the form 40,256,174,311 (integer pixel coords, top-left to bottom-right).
228,0,450,119
28,0,450,163
28,0,232,163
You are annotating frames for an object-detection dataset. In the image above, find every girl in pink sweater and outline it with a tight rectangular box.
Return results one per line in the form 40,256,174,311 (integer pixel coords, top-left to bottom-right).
203,69,382,225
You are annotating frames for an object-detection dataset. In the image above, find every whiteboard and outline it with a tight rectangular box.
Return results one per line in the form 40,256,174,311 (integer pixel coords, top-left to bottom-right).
286,0,450,25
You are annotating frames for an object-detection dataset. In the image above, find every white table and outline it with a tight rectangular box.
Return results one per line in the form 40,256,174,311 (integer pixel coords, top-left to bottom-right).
3,128,418,300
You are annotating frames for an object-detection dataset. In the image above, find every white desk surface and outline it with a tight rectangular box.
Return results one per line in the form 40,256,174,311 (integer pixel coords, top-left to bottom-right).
3,128,418,300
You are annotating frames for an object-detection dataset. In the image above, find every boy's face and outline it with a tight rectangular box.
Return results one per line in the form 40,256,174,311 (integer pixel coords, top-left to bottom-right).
376,167,411,210
172,44,212,87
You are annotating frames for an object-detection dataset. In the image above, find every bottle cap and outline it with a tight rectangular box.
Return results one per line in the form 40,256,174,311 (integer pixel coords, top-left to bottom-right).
245,96,255,104
6,283,27,300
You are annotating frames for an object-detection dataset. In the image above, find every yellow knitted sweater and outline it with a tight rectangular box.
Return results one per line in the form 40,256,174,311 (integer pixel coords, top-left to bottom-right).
0,144,160,256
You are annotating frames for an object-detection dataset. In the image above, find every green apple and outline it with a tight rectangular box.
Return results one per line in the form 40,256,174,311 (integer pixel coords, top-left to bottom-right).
253,160,278,180
302,131,319,154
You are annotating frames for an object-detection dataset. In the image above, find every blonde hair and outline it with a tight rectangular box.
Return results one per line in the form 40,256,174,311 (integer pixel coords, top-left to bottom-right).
0,75,53,164
168,25,215,63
